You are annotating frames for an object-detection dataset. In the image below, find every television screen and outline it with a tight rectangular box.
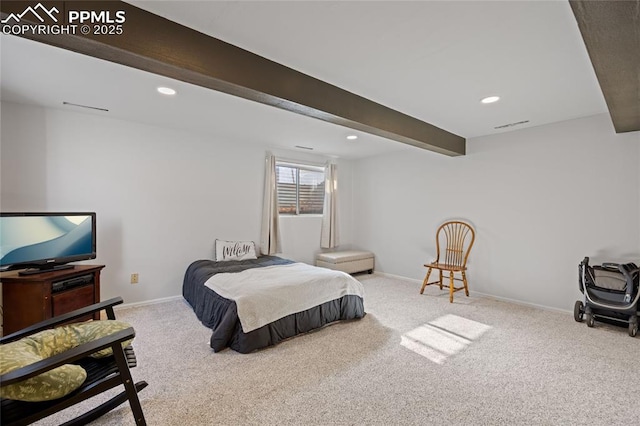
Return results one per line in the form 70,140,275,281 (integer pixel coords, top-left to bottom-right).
0,212,96,273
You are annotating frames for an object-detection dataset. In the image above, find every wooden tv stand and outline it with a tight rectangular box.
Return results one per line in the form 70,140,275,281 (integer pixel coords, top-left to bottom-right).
1,265,104,335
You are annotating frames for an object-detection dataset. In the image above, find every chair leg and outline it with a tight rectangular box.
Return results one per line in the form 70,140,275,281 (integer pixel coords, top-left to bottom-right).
420,267,433,294
112,345,147,425
438,270,443,290
449,271,455,303
462,271,469,297
62,382,148,426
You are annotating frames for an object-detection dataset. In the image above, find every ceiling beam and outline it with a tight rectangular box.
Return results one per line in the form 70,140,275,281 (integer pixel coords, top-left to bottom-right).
0,0,466,156
569,0,640,133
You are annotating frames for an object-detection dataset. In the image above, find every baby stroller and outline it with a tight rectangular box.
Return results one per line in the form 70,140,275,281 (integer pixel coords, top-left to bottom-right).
574,257,639,337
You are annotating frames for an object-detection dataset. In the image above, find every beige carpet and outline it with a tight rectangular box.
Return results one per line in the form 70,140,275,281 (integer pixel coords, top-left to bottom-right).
36,274,639,425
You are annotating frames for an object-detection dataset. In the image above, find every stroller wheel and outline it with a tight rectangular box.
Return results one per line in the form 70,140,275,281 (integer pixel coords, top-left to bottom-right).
586,312,595,328
573,301,584,322
629,318,638,337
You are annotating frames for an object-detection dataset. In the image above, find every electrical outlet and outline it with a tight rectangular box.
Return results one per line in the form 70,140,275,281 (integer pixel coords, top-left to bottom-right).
130,273,139,284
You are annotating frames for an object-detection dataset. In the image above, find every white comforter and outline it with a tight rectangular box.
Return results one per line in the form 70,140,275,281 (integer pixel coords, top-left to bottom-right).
204,262,365,333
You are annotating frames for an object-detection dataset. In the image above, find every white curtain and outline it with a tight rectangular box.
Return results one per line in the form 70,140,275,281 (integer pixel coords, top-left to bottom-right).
260,152,281,255
321,162,339,249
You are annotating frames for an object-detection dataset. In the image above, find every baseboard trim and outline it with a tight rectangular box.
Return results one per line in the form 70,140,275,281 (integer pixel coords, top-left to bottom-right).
472,291,571,315
374,271,571,314
115,295,183,310
112,275,572,315
375,271,422,284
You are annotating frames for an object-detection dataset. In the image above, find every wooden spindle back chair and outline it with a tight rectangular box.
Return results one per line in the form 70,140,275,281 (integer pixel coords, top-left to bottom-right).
420,221,475,303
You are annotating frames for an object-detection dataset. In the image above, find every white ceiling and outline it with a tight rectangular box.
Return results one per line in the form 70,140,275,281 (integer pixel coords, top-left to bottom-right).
0,0,608,159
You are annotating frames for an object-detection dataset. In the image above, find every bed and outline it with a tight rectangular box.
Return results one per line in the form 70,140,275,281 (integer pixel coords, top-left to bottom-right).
182,255,366,353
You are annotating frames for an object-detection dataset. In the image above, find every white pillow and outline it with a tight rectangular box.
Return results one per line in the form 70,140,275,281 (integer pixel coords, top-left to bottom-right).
215,240,257,261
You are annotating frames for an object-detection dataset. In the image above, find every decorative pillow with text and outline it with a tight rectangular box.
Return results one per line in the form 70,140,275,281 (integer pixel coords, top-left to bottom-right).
215,239,258,261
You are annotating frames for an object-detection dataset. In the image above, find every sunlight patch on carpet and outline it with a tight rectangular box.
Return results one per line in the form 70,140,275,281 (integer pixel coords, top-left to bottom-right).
400,314,491,364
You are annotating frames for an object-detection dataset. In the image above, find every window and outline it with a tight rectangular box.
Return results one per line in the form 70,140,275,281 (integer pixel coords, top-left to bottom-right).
276,163,325,215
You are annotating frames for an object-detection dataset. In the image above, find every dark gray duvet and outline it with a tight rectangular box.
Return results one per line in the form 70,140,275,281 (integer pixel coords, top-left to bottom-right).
182,256,365,353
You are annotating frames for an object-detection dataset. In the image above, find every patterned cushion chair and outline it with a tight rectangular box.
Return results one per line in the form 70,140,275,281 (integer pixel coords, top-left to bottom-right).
0,297,147,426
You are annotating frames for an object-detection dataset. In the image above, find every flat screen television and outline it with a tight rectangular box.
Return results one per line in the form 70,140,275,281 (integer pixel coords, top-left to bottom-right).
0,212,96,275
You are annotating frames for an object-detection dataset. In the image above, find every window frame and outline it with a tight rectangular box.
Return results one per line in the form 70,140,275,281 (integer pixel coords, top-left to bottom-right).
276,161,325,216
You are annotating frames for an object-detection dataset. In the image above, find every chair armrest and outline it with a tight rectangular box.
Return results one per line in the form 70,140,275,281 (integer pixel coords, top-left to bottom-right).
0,297,124,344
0,327,135,387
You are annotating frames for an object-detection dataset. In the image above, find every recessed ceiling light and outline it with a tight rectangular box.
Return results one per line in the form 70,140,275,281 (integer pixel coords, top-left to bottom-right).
481,96,500,104
157,87,177,96
346,135,358,140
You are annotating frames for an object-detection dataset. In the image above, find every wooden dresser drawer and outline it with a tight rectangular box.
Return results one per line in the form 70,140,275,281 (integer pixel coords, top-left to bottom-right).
52,284,95,317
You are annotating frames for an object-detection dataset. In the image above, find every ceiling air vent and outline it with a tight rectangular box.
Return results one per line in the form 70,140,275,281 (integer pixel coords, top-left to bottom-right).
494,120,529,129
63,101,109,112
294,145,313,150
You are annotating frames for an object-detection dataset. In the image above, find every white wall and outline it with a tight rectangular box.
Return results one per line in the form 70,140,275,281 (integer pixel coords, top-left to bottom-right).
0,101,353,304
2,102,636,312
0,102,48,210
352,114,640,311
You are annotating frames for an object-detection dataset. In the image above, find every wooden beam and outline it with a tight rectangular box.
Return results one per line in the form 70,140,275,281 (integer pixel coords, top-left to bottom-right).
569,0,640,133
1,1,466,155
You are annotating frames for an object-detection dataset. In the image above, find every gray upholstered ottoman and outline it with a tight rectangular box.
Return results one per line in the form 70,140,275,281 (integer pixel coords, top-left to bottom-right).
316,250,374,274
